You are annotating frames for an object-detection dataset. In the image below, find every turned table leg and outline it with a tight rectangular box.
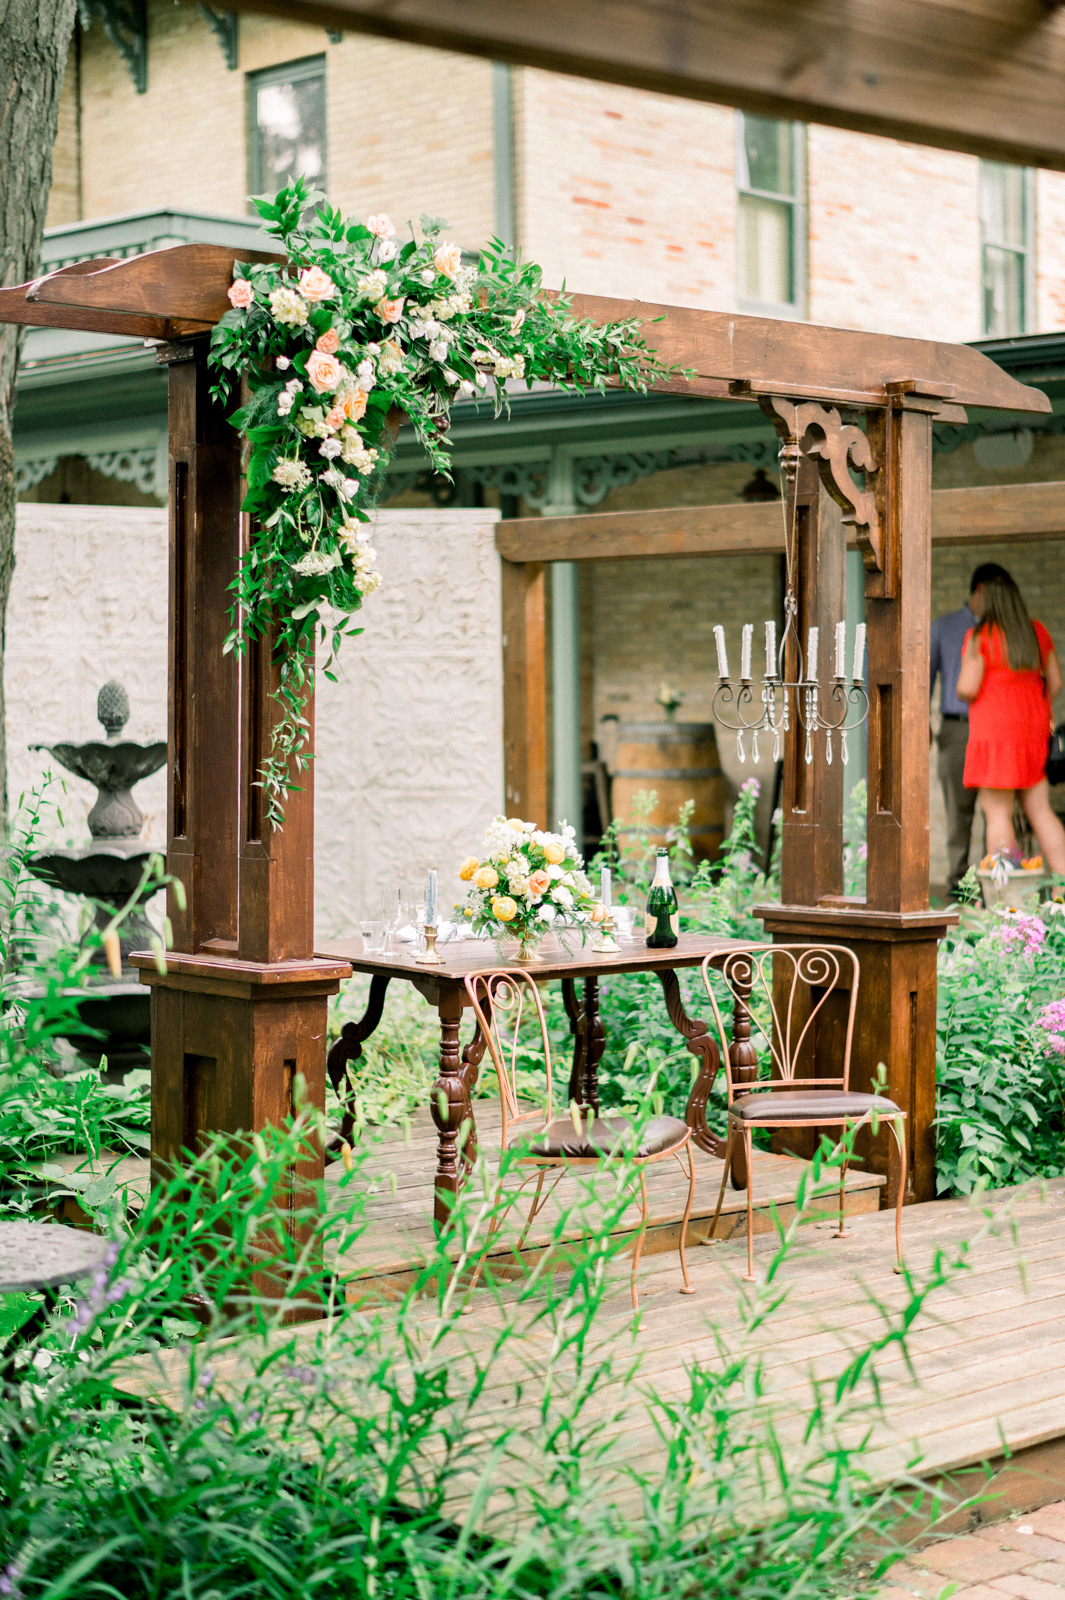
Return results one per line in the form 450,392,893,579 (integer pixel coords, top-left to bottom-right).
562,977,604,1113
728,963,760,1190
430,983,478,1229
656,969,728,1159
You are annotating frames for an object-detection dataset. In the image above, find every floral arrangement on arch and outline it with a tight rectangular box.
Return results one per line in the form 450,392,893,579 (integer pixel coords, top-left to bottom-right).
207,178,680,827
458,817,603,956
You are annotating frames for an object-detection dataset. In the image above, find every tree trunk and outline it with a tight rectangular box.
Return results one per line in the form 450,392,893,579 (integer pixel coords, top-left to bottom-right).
0,0,79,827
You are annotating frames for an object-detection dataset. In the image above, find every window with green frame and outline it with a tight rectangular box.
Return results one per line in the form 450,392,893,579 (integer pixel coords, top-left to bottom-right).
736,114,806,316
980,160,1032,337
248,55,327,203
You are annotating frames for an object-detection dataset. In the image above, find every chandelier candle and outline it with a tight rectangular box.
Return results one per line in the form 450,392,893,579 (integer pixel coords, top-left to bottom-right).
740,623,753,682
714,624,729,679
765,619,777,677
807,626,819,682
645,847,679,948
834,620,847,680
853,623,866,681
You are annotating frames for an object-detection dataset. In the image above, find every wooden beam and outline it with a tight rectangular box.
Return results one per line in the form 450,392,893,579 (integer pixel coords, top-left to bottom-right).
501,559,548,830
495,481,1065,563
563,295,1050,416
223,0,1065,174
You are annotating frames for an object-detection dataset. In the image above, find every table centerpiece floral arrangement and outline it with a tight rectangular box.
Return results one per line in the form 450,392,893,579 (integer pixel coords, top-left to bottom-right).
458,817,604,962
207,177,682,828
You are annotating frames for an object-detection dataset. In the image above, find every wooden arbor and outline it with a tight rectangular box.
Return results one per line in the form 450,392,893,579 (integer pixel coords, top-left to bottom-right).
497,293,1051,1206
0,247,352,1191
0,256,1050,1215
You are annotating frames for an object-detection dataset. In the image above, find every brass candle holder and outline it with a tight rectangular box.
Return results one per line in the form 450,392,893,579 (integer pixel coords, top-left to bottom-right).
592,910,619,954
415,923,445,965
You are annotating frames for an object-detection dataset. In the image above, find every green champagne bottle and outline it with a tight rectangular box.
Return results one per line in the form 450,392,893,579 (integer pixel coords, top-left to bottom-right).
645,847,679,948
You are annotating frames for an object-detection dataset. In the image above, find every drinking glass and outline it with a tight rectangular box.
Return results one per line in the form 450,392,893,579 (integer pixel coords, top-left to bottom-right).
612,905,637,943
360,918,386,954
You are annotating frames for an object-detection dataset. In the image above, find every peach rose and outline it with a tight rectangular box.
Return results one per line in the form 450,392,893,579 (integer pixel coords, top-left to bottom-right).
433,242,463,280
298,265,336,302
315,328,340,354
341,386,368,421
375,297,406,325
473,866,499,890
459,856,480,882
528,869,551,897
228,278,255,308
491,895,518,923
367,212,396,237
590,902,607,924
543,841,565,865
306,349,343,394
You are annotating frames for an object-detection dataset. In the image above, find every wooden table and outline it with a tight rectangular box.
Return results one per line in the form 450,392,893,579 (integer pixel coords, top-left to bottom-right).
316,932,751,1226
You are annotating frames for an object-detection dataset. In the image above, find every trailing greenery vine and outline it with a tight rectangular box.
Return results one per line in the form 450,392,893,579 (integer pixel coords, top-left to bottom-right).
207,179,683,827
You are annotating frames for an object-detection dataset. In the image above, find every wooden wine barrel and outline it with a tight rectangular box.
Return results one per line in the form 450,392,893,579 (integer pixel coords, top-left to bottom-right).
611,721,725,861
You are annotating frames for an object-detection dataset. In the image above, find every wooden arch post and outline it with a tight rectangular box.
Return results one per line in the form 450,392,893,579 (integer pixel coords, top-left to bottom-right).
0,249,351,1225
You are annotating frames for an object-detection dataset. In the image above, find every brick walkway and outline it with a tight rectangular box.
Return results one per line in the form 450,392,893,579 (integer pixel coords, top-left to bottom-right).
882,1501,1065,1599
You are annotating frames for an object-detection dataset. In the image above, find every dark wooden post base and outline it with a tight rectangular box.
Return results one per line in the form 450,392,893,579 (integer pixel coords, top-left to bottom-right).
754,903,955,1205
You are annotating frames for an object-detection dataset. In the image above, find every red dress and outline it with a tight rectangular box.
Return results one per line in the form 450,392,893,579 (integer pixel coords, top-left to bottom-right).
963,619,1054,790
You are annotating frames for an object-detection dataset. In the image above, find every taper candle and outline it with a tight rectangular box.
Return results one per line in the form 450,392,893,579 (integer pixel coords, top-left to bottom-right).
714,624,729,679
834,620,846,679
852,622,866,681
600,866,612,909
425,867,437,927
765,619,777,677
740,623,752,681
807,625,819,682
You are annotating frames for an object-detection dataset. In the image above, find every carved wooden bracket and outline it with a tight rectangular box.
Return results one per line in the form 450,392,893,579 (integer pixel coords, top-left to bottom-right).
760,395,884,574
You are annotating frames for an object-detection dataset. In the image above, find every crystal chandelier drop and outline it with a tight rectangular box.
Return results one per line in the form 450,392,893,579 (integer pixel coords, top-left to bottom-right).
711,443,870,769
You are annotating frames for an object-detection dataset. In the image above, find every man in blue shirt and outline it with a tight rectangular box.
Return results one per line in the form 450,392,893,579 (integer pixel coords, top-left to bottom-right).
930,562,1012,891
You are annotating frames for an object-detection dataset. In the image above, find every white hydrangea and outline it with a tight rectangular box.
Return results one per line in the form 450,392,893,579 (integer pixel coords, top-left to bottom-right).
295,411,330,438
493,354,526,380
356,268,388,301
340,428,380,474
269,286,309,327
272,458,312,490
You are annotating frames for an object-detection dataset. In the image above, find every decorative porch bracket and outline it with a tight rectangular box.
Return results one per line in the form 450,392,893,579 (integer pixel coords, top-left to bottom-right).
197,4,239,69
79,0,149,94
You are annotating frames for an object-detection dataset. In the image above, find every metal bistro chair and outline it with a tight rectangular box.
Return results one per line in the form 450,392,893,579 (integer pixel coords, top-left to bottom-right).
699,944,907,1281
464,969,697,1310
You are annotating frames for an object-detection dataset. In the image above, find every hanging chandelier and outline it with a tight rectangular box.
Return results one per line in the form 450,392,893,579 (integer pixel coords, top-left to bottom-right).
711,428,870,769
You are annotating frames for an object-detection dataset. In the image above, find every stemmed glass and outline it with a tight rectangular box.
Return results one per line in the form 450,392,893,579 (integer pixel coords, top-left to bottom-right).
405,883,426,950
381,889,402,955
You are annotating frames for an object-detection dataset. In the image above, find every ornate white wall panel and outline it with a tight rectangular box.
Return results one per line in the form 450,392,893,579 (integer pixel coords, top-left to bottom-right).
6,503,504,940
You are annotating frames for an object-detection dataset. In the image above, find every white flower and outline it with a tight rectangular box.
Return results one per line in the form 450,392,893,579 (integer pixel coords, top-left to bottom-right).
340,428,380,474
319,438,343,459
457,380,475,399
269,286,309,327
375,238,398,264
356,268,388,301
377,339,405,375
291,548,342,576
367,212,396,237
322,467,358,501
357,358,375,378
554,886,574,909
546,864,565,880
277,391,296,416
272,458,312,490
429,340,448,362
475,372,487,389
510,309,526,334
562,824,576,838
276,355,291,370
420,268,435,285
443,369,459,384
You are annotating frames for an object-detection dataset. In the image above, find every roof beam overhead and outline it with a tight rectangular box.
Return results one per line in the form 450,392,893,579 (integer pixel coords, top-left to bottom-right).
221,0,1065,172
495,481,1065,563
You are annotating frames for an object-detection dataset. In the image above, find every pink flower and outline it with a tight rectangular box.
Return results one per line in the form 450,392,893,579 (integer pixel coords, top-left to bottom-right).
227,279,254,308
367,213,395,237
375,297,405,325
298,266,336,302
305,349,343,394
528,870,551,898
433,241,462,280
315,328,340,354
996,912,1046,956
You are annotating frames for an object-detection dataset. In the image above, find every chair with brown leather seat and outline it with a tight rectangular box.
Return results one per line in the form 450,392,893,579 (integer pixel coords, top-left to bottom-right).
464,968,697,1309
700,943,906,1282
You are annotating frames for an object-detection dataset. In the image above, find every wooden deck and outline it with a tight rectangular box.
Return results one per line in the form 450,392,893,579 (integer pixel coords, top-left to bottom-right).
326,1102,886,1297
114,1110,1065,1534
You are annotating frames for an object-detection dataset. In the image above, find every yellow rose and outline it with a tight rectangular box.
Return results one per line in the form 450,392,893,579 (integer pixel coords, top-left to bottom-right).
507,817,526,832
459,856,480,881
543,841,565,865
491,895,518,923
474,866,499,890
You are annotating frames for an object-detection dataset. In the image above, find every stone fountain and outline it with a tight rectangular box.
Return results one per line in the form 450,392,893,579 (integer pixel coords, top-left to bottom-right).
27,681,166,1077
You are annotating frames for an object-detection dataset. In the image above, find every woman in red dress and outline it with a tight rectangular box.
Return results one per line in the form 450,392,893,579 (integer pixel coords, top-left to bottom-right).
957,572,1065,874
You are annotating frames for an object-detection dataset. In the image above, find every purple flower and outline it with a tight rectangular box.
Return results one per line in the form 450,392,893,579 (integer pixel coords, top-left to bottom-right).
996,912,1046,957
740,777,760,797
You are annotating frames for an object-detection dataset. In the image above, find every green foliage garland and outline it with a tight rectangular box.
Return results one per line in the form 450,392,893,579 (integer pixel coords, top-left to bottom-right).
208,179,682,828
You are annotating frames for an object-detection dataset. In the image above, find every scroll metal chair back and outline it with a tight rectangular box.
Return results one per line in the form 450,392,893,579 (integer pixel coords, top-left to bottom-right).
464,968,697,1310
700,943,906,1282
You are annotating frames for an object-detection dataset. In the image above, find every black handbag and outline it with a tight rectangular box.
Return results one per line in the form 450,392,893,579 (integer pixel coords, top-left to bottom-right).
1049,722,1065,787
